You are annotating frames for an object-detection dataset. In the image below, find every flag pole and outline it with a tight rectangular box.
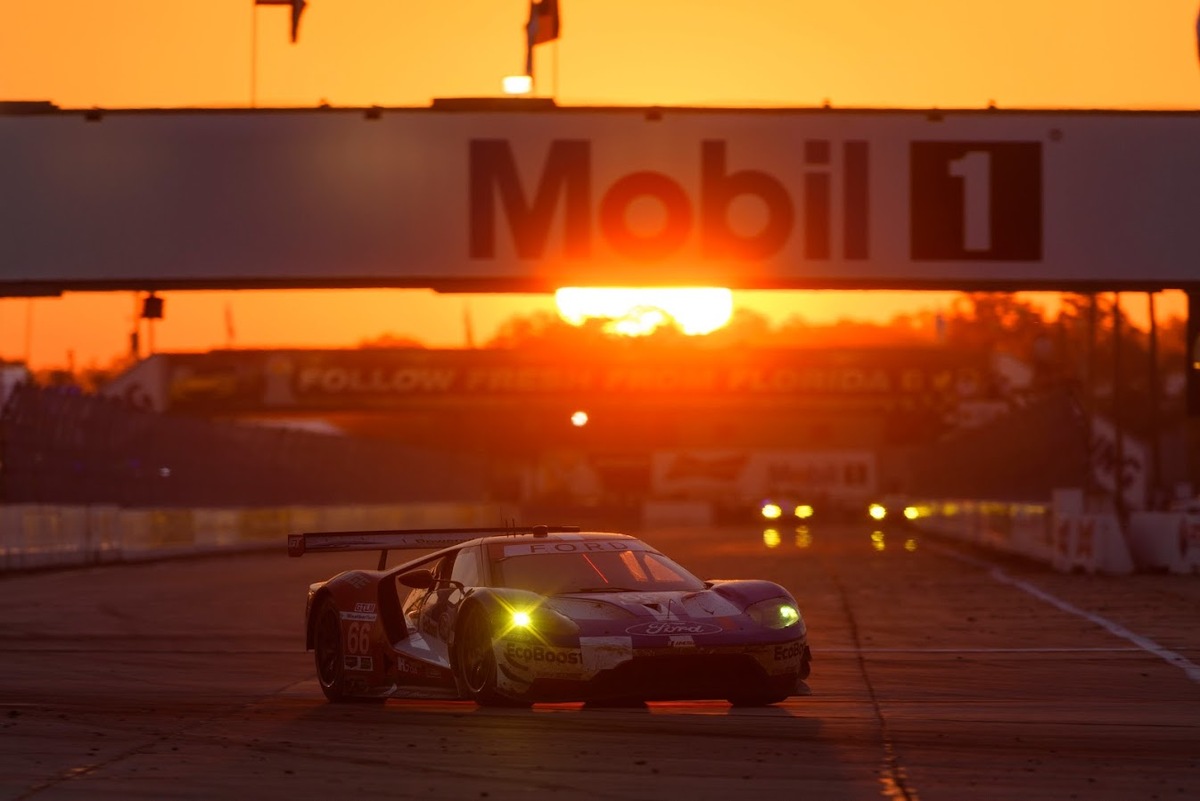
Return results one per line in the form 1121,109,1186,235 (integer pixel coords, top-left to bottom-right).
250,2,258,107
526,32,535,94
552,40,559,100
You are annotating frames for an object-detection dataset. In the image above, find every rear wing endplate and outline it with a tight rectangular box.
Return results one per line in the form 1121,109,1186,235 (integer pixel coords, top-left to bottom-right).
287,525,580,568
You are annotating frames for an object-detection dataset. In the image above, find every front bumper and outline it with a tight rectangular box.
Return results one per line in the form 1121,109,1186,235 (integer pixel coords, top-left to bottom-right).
494,634,810,703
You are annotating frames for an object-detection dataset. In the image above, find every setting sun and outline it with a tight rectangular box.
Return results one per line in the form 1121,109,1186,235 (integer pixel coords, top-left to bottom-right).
554,288,734,336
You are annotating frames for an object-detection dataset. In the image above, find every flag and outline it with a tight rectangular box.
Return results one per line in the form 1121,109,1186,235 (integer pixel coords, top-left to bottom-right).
528,0,560,46
256,0,308,44
525,0,560,74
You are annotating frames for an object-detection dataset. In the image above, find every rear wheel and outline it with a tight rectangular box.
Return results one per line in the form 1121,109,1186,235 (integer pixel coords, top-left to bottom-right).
313,598,386,704
314,598,351,702
455,609,527,707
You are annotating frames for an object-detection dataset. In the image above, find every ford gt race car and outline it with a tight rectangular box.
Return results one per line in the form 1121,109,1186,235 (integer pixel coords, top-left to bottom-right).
288,525,812,706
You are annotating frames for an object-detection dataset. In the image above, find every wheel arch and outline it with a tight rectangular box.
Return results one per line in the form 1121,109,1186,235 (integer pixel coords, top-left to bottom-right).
450,593,500,698
306,586,335,651
450,592,496,660
449,587,543,646
710,579,796,607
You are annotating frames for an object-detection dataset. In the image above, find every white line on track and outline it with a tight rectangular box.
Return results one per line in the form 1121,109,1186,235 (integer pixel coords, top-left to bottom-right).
821,647,1147,654
926,542,1200,685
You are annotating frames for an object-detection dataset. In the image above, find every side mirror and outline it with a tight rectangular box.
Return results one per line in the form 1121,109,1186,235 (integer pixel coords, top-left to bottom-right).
399,569,467,593
399,569,437,590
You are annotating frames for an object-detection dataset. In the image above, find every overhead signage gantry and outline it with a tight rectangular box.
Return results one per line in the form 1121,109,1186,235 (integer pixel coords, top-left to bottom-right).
3,98,1200,416
1,99,1198,295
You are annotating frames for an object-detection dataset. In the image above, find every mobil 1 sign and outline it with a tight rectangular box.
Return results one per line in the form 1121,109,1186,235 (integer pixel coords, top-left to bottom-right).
464,109,1200,289
3,108,1200,291
909,141,1042,261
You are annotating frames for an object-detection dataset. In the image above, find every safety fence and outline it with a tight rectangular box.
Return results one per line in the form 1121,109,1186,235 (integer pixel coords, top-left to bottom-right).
0,502,508,572
907,490,1200,576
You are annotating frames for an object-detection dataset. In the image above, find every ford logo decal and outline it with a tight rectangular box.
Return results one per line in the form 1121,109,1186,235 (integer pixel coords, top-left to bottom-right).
625,621,723,636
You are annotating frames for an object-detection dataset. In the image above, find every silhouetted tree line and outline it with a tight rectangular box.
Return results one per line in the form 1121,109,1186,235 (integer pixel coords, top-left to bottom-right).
5,291,1189,507
483,291,1190,439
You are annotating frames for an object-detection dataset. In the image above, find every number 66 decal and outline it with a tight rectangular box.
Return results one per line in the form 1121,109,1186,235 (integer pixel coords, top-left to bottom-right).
910,141,1042,261
346,621,372,654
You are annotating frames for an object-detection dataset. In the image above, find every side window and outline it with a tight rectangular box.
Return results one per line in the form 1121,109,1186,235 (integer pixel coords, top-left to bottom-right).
397,578,424,626
419,553,460,640
399,555,446,629
449,546,483,588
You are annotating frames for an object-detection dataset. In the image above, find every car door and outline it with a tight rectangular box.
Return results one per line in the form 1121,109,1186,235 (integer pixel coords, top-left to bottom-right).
417,545,485,666
393,552,457,673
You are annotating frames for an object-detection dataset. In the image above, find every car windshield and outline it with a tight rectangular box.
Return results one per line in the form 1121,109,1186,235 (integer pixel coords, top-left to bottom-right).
489,541,705,595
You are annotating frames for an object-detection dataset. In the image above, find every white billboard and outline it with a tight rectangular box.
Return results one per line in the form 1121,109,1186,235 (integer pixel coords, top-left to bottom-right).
2,105,1199,293
651,449,876,501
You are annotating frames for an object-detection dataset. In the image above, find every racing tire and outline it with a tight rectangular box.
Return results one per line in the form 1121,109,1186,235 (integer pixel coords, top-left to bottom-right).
314,598,352,702
455,609,529,708
313,598,385,704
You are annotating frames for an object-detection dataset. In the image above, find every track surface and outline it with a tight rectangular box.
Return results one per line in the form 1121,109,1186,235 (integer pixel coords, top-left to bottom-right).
2,523,1199,800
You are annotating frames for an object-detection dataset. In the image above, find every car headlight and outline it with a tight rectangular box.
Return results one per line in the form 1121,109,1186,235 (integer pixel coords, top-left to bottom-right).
746,597,803,630
761,502,783,520
506,605,579,636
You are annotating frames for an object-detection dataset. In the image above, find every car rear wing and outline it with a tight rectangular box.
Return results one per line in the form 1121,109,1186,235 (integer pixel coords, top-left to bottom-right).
287,525,581,569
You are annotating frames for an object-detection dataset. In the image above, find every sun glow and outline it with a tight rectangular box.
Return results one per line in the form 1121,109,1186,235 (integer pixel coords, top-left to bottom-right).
554,288,733,336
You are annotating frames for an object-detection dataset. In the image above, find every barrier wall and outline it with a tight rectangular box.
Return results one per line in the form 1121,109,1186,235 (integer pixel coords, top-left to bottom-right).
1128,511,1200,574
907,492,1138,576
0,502,508,572
8,497,1197,576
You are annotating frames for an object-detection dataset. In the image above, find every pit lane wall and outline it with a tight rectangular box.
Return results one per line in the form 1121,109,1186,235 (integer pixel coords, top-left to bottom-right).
0,503,509,572
906,490,1200,576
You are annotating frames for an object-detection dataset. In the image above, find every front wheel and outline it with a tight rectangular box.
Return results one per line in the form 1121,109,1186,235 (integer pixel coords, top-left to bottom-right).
455,610,527,707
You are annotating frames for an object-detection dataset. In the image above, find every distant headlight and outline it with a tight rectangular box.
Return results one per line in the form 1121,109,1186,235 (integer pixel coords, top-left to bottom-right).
760,502,783,520
746,597,803,630
794,504,815,519
868,503,887,521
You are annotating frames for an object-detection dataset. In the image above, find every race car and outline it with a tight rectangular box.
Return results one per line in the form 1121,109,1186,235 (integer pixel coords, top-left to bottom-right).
759,498,817,522
288,525,812,706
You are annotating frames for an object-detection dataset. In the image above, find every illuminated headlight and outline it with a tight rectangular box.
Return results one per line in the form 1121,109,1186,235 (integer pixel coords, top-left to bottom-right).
794,504,814,519
506,605,579,636
761,502,783,520
746,597,803,630
868,503,887,521
903,506,919,521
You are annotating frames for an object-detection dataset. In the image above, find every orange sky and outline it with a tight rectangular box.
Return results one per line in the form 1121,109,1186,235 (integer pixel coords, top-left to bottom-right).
1,1,1197,369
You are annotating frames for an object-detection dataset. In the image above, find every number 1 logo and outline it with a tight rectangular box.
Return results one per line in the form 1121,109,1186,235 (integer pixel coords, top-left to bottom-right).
909,141,1042,261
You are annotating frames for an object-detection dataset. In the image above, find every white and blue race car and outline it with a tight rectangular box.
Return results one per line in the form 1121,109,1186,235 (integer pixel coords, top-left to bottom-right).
289,525,811,706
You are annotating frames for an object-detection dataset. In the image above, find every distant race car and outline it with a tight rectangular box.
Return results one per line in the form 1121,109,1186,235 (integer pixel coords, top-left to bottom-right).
288,525,812,707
